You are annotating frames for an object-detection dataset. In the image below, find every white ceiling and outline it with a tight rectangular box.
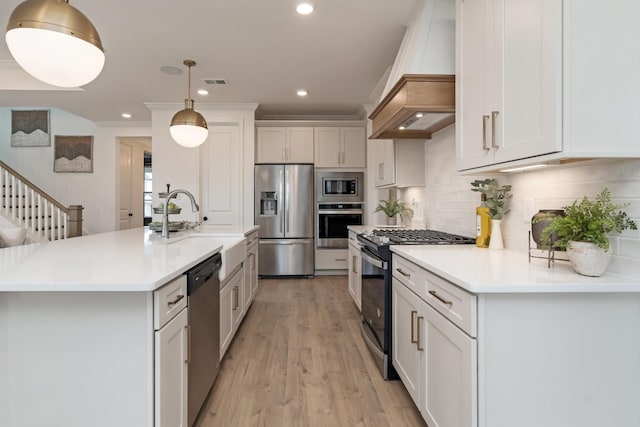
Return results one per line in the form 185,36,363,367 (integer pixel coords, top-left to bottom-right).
0,0,418,123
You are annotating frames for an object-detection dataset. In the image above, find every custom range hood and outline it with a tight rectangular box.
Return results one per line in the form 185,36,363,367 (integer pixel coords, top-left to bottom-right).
369,73,455,139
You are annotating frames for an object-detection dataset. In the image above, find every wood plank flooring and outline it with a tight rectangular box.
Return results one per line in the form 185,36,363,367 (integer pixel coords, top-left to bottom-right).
197,275,426,427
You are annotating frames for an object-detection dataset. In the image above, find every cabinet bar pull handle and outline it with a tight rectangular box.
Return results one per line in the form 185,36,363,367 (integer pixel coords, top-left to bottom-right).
335,258,347,262
233,286,238,310
491,111,499,148
482,115,490,151
167,294,184,306
416,316,424,351
185,325,191,364
429,290,453,306
352,255,357,273
396,268,411,279
410,310,418,344
282,147,286,161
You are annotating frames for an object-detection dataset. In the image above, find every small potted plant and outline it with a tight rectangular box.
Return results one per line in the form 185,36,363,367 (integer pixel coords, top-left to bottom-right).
374,198,413,225
540,188,637,276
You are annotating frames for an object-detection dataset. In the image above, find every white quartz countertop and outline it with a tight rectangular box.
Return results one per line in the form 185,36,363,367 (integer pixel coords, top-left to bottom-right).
391,245,640,293
0,226,257,292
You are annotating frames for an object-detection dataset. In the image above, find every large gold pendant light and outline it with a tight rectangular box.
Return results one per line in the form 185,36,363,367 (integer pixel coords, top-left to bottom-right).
5,0,105,88
169,60,208,148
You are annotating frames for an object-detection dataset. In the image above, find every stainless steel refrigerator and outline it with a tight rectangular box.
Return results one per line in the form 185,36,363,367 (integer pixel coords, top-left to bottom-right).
255,164,314,276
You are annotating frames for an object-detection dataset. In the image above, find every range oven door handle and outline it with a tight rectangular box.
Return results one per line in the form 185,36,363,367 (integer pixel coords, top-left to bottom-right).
316,210,364,215
361,247,387,270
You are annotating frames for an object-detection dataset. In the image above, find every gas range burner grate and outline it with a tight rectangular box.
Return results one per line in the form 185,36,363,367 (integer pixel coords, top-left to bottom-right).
371,229,475,245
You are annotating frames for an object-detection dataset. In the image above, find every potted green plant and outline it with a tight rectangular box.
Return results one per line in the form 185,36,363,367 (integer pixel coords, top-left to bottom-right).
470,179,512,249
540,188,637,276
374,199,413,225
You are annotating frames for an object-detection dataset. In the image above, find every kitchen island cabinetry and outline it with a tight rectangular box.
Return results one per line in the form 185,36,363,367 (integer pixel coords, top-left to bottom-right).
314,127,366,168
243,229,259,312
391,246,640,427
220,265,244,360
256,127,314,163
0,227,259,427
456,0,640,172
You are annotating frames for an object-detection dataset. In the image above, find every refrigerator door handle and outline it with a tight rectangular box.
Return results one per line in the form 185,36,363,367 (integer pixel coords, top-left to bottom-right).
285,167,290,233
259,239,313,245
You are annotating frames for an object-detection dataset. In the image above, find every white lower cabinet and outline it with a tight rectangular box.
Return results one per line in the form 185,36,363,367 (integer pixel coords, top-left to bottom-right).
220,266,244,359
348,239,362,311
154,308,188,427
392,255,477,427
243,230,259,311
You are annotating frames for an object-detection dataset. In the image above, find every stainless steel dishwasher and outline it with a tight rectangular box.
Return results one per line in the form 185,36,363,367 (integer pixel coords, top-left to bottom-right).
186,253,222,426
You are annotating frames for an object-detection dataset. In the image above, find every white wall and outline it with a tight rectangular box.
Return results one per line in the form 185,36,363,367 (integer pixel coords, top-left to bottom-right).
0,108,151,234
148,103,257,225
398,126,640,280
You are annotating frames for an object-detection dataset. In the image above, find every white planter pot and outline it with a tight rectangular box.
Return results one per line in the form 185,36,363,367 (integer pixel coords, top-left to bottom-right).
386,216,397,226
488,219,504,250
566,240,612,277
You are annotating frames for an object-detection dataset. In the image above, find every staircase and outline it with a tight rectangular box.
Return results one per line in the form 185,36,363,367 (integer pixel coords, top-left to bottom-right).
0,161,83,242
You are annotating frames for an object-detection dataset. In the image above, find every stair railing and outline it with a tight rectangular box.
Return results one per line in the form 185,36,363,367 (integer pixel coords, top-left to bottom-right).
0,161,83,241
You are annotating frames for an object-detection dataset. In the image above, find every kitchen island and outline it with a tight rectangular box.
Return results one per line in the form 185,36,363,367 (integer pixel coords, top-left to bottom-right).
0,225,257,427
390,245,640,427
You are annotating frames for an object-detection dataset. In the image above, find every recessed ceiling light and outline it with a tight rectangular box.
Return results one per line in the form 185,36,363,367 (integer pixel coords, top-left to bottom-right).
399,126,406,130
197,89,209,96
297,89,308,97
121,113,132,119
296,3,314,14
415,113,424,118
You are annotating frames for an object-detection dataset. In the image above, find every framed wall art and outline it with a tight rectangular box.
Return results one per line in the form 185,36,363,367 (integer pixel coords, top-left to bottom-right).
53,135,94,173
11,110,50,147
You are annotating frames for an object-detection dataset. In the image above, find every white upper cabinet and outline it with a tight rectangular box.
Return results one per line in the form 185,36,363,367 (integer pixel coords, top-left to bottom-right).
256,127,314,163
372,139,425,188
456,0,562,171
314,127,366,168
456,0,640,172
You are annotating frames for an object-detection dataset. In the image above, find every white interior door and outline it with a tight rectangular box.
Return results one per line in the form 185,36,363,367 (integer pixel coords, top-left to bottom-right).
119,139,149,230
119,142,134,230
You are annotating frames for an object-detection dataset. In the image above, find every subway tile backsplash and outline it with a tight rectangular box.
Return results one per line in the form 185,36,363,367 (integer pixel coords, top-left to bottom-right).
399,126,640,280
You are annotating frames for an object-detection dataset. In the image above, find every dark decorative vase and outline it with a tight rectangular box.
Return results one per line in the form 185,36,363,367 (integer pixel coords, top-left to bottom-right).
531,209,565,249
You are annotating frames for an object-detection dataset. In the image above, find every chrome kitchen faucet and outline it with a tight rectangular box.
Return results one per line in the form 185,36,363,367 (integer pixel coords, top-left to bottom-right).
162,189,199,238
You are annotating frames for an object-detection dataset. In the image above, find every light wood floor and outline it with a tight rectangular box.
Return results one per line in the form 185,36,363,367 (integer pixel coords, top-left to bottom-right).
197,275,426,427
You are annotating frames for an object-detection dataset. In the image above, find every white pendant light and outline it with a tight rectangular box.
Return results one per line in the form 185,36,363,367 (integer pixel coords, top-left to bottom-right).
5,0,105,88
169,60,208,148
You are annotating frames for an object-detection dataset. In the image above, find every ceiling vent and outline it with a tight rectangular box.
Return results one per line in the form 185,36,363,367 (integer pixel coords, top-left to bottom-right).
203,78,227,85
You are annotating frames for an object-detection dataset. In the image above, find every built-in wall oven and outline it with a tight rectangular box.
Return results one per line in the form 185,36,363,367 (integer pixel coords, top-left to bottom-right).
315,171,364,249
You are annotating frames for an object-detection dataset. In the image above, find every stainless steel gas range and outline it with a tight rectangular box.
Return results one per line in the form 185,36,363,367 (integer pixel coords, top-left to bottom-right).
357,228,475,379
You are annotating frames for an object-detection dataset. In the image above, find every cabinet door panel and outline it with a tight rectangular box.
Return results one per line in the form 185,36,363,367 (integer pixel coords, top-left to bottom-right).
256,127,286,163
456,0,493,170
286,127,314,163
340,127,366,168
155,309,188,427
422,300,477,427
494,0,562,163
392,279,422,408
314,127,342,167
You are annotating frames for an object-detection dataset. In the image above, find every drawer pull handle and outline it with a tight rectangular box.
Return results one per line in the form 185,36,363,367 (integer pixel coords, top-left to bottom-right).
410,310,418,344
335,258,347,262
429,290,453,307
416,316,424,351
167,294,185,306
396,268,411,278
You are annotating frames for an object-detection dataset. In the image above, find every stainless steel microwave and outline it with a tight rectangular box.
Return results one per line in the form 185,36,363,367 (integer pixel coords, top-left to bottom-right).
315,171,364,203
